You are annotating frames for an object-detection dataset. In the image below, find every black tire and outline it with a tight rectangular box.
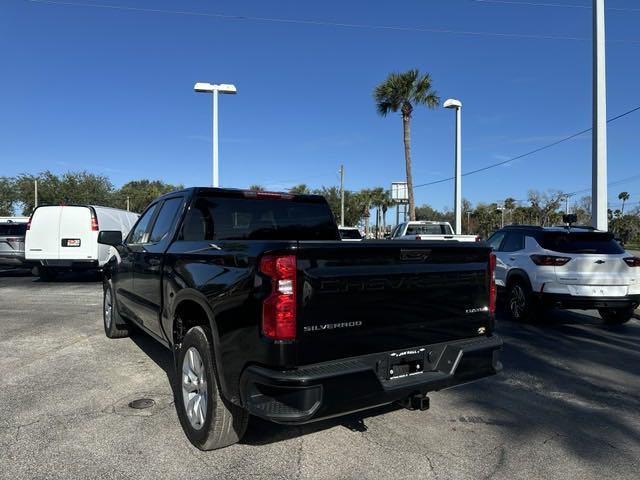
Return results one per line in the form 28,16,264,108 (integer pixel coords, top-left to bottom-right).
175,326,248,450
37,266,57,281
506,278,540,322
103,280,130,338
598,307,635,325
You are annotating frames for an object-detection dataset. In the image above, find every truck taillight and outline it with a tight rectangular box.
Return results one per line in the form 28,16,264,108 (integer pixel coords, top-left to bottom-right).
624,257,640,267
90,210,99,231
415,235,422,240
259,254,297,341
530,254,571,266
488,253,496,315
475,235,481,242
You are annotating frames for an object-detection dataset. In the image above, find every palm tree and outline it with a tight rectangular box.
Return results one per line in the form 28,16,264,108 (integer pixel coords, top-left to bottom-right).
248,184,265,191
374,69,440,220
618,191,630,215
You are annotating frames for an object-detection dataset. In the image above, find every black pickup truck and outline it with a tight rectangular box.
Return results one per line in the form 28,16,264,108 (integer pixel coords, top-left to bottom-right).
99,187,502,450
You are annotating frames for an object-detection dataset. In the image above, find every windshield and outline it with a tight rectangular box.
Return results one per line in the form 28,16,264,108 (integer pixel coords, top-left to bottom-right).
182,195,339,241
0,224,27,236
405,224,452,235
539,231,624,254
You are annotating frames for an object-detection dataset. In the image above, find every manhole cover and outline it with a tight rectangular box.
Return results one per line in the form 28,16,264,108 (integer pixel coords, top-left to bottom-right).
128,398,155,409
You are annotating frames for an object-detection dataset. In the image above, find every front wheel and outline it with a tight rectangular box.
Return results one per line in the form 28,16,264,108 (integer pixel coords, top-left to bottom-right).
103,281,129,338
598,307,635,325
175,326,248,450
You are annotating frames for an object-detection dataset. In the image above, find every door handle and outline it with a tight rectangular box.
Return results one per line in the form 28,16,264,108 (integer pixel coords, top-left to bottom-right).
509,257,516,261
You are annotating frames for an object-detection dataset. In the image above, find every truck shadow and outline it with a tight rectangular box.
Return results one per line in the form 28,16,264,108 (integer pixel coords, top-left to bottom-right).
450,309,640,462
127,308,640,453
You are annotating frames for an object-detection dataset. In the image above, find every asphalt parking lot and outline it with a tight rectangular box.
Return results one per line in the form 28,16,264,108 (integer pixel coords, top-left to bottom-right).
1,269,639,480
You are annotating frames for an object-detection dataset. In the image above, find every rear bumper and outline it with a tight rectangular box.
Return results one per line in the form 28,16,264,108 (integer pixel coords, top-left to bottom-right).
535,293,640,310
239,335,502,424
39,259,99,270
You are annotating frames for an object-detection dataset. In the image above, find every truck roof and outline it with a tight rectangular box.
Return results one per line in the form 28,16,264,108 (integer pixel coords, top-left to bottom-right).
156,187,328,203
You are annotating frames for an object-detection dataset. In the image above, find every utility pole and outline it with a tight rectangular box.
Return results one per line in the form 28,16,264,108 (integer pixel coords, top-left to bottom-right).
126,196,130,212
467,211,471,234
592,0,608,230
34,180,38,208
339,164,345,227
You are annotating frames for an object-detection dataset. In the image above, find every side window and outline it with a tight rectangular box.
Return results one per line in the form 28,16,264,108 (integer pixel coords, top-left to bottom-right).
148,197,184,244
486,232,506,251
127,204,158,245
501,232,525,252
181,199,214,241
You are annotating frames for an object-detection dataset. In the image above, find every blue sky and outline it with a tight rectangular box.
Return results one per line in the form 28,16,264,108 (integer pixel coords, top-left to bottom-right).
1,0,639,211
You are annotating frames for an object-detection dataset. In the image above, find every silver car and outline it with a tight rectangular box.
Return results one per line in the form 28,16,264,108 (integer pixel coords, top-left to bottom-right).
0,221,28,266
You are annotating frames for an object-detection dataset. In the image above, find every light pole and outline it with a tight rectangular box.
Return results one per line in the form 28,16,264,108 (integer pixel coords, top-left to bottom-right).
339,165,345,227
592,0,608,231
194,82,237,187
444,98,462,235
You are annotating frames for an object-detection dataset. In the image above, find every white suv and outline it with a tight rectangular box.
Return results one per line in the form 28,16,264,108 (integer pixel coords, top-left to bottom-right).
487,226,640,324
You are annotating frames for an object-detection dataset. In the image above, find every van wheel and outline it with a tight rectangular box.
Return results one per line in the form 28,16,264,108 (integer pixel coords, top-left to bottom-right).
103,281,129,338
175,326,248,450
37,266,57,281
598,307,635,325
506,279,539,322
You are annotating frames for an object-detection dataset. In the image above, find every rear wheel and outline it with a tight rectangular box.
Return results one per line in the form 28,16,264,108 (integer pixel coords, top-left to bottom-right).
598,307,635,325
103,281,129,338
506,278,542,322
36,266,57,281
175,326,248,450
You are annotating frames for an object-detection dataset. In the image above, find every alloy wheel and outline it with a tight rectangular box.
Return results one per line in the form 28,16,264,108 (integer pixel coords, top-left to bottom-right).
182,347,208,430
104,289,113,329
509,284,526,320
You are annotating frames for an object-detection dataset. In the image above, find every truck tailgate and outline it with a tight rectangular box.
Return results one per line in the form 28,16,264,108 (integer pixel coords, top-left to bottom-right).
295,241,493,365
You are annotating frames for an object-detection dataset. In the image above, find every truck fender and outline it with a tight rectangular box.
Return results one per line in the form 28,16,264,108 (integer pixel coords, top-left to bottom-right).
168,289,231,398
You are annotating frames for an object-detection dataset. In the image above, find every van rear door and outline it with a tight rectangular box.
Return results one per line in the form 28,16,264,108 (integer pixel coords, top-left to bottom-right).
58,206,97,261
25,206,62,261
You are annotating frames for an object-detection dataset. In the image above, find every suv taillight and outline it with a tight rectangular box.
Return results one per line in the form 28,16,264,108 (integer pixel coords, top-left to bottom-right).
530,254,571,266
259,254,297,341
488,253,496,315
624,257,640,267
90,210,99,231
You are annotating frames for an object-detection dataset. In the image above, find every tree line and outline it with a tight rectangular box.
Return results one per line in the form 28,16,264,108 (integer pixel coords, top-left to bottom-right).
3,171,638,245
0,171,182,215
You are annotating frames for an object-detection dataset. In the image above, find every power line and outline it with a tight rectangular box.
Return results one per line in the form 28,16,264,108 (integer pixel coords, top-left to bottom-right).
414,104,640,189
23,0,640,44
474,0,640,13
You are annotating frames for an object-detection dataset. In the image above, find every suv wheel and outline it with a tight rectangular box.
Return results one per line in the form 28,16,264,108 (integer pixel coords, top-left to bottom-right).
598,307,635,325
507,279,536,322
103,281,130,338
175,326,248,450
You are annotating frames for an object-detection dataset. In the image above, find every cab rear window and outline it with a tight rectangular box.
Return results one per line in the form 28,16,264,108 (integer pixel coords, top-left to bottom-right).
539,232,624,254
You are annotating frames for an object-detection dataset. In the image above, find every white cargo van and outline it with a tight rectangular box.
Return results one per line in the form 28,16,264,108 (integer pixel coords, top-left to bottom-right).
25,205,138,278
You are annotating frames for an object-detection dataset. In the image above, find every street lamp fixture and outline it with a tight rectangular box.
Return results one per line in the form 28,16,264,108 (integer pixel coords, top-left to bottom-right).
194,81,238,187
444,98,463,234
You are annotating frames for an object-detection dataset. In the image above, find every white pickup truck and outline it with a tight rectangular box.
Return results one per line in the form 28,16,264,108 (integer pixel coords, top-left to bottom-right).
390,221,480,242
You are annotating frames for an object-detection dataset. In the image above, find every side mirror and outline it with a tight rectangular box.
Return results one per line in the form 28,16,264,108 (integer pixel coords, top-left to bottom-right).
98,230,123,246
